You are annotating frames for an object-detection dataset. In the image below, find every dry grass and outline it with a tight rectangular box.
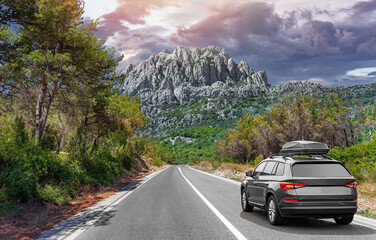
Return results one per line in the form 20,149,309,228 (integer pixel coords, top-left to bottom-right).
195,161,255,182
358,182,376,199
357,182,376,215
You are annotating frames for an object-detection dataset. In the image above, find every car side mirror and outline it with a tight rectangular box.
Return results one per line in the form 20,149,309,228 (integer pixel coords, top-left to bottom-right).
246,170,253,177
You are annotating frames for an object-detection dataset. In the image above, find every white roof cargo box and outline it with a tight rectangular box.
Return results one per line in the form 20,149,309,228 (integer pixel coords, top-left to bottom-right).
281,141,329,155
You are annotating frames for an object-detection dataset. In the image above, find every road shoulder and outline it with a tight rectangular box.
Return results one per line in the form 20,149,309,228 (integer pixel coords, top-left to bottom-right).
38,167,168,240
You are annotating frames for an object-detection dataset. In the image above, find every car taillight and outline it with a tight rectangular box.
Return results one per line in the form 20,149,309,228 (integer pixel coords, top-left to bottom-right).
280,182,306,190
345,182,357,189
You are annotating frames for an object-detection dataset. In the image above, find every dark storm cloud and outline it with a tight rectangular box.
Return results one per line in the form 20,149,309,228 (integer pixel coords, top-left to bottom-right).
169,1,376,85
351,0,376,15
171,2,283,47
171,3,357,59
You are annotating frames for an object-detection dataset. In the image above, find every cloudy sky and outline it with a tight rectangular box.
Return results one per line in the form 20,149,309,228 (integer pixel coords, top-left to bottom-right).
83,0,376,86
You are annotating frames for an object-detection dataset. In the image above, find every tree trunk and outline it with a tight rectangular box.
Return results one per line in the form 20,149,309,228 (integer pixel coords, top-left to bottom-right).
93,135,99,148
35,81,47,145
344,128,349,147
36,79,59,144
56,135,62,154
83,115,88,143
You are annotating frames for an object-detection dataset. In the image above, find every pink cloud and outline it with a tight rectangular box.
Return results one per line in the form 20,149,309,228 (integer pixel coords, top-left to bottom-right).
98,0,178,38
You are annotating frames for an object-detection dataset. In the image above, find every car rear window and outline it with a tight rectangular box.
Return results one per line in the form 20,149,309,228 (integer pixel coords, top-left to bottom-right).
292,163,351,177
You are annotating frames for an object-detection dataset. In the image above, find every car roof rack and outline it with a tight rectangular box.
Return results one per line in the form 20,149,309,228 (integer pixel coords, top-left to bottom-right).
269,141,332,161
269,154,290,160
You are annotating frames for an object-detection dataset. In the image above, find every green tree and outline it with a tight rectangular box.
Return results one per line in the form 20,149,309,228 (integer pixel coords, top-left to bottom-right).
216,96,365,163
106,94,148,138
0,0,122,145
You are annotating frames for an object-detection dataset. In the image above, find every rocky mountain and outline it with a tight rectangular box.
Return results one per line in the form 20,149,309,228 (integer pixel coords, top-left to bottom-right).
119,46,376,141
120,46,268,114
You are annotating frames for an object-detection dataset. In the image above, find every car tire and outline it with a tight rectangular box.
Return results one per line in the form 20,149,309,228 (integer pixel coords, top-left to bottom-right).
267,195,284,225
241,189,254,212
334,216,353,225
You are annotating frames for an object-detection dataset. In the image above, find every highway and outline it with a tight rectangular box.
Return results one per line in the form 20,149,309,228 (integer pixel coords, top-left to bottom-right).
39,165,376,240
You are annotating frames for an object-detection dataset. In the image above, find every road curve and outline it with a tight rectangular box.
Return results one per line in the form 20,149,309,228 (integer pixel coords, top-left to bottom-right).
41,165,376,240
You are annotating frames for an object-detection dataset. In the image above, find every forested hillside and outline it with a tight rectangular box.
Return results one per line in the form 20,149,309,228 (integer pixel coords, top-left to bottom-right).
214,96,376,182
0,0,167,210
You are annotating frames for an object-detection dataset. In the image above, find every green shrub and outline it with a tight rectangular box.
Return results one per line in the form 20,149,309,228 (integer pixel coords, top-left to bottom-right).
0,117,85,204
0,201,20,216
0,163,38,202
83,149,123,185
40,124,58,151
0,115,157,207
115,147,134,170
152,157,163,167
368,169,376,182
37,184,72,205
330,138,376,182
253,153,264,166
12,116,29,147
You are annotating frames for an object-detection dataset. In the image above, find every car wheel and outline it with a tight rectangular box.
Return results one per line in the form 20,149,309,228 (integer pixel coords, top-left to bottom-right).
334,216,353,225
267,195,284,225
241,189,254,212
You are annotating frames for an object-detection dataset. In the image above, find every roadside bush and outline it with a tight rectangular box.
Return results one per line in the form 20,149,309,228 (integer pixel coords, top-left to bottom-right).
0,115,165,207
253,153,264,166
0,143,83,203
330,138,376,182
37,184,73,205
0,117,83,204
83,149,123,185
40,124,58,151
114,146,134,170
152,157,163,167
0,201,20,216
11,116,28,147
127,136,169,166
0,163,38,202
24,146,82,185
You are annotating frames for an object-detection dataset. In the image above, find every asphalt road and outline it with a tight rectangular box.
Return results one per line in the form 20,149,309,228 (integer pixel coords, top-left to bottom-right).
41,165,376,240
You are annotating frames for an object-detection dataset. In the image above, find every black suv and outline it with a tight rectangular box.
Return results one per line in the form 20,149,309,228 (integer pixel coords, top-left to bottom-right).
240,141,358,225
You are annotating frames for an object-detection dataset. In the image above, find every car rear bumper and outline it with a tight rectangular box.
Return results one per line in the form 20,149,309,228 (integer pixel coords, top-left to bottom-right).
280,202,357,218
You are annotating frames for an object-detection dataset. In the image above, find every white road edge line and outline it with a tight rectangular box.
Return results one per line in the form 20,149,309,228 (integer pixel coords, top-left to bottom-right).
320,218,376,230
188,166,241,186
352,219,376,230
44,167,169,240
178,167,247,240
352,221,376,230
354,215,376,225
